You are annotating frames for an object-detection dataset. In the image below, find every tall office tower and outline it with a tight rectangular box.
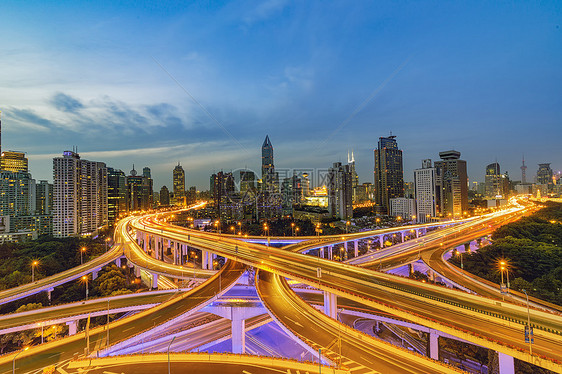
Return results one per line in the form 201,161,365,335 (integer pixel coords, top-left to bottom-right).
173,163,186,206
187,186,197,204
434,150,468,219
537,163,553,186
127,166,152,211
53,151,108,237
261,135,278,192
35,180,53,215
159,186,170,206
414,159,437,223
485,162,502,198
328,162,353,220
142,166,154,207
1,151,29,172
107,168,128,225
374,135,404,214
240,170,256,194
302,173,310,196
348,150,359,203
521,156,527,184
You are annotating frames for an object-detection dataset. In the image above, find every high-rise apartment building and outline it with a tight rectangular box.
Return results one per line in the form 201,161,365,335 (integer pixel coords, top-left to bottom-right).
328,162,353,220
107,168,128,225
35,180,53,215
1,151,28,172
374,135,404,214
53,151,108,237
173,163,186,206
0,171,34,228
434,150,468,219
414,159,437,223
127,166,152,211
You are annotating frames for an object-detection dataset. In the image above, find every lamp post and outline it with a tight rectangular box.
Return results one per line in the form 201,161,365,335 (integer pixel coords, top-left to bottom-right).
82,275,89,300
12,346,29,374
80,247,86,265
105,237,110,252
522,289,533,355
31,261,38,283
167,336,176,374
291,222,295,236
500,260,510,292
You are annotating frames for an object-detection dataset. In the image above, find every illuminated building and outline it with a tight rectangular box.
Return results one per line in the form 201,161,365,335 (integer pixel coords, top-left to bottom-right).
1,151,28,172
35,180,53,215
127,166,152,211
414,159,436,223
537,163,553,186
160,186,170,206
485,162,502,198
434,150,468,219
107,168,127,225
390,197,415,220
173,163,186,206
328,162,353,220
53,151,108,237
374,135,404,214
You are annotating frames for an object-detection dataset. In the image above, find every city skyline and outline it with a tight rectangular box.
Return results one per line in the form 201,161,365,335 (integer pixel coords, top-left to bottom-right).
1,1,561,189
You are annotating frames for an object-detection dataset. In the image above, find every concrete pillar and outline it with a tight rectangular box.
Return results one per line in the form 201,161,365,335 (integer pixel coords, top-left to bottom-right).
476,238,482,247
143,234,148,252
67,320,78,336
379,236,383,248
231,308,246,354
323,291,337,319
47,287,54,302
92,270,98,280
415,229,420,238
134,266,141,277
151,273,159,289
173,243,177,265
114,257,121,267
202,251,210,270
320,247,325,259
429,332,439,360
498,352,515,374
428,270,435,282
408,263,414,277
464,243,470,251
400,231,405,243
353,240,359,257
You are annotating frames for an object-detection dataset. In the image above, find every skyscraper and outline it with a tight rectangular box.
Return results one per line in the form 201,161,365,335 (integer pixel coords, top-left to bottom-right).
485,162,502,198
173,163,186,206
261,135,278,192
374,135,404,214
1,151,28,172
328,162,353,220
414,159,437,223
127,166,152,211
537,163,553,186
434,150,468,219
348,150,359,203
107,168,128,225
53,151,108,237
160,186,170,206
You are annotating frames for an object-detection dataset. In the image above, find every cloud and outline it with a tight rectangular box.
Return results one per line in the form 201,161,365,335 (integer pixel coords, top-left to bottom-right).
50,92,84,113
243,0,289,25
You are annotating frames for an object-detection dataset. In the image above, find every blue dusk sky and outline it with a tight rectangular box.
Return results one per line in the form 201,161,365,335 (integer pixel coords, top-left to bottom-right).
1,1,561,190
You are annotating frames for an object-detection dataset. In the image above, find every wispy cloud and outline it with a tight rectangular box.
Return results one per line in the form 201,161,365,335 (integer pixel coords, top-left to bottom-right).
50,92,84,113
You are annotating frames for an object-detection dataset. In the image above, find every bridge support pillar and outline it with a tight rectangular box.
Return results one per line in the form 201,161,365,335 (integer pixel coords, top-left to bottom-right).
134,266,141,278
151,273,159,289
428,331,439,360
143,234,148,253
328,245,333,260
476,238,482,247
172,243,177,265
464,242,470,252
408,263,414,277
400,231,405,243
46,287,54,302
92,270,98,280
415,229,420,238
231,308,246,354
67,320,77,336
202,251,210,270
323,291,337,319
353,240,359,257
319,247,325,259
498,352,515,374
379,236,383,248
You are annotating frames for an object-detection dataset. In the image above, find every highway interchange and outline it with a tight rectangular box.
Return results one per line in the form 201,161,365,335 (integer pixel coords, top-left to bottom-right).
1,199,561,373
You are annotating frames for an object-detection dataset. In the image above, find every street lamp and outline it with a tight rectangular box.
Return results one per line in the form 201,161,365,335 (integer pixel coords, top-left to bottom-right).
12,346,29,374
291,222,295,236
168,336,176,374
31,261,38,283
521,289,533,355
105,237,110,252
80,247,87,265
81,275,89,300
500,260,510,292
